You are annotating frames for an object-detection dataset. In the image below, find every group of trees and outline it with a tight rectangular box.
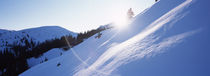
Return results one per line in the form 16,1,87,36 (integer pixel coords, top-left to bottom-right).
0,26,110,76
0,49,29,76
0,37,34,76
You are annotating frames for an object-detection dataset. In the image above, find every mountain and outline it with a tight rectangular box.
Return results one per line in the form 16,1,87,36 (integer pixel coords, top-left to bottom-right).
0,24,110,76
19,26,77,42
0,26,78,76
18,0,210,76
0,26,77,51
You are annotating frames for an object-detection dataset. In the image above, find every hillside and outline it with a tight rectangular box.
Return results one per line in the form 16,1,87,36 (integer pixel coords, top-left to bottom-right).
20,0,210,76
0,26,77,76
0,24,111,76
0,26,77,51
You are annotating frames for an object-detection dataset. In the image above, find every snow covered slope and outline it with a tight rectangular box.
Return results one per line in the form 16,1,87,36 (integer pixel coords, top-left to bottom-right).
0,26,77,51
20,0,210,76
27,48,66,67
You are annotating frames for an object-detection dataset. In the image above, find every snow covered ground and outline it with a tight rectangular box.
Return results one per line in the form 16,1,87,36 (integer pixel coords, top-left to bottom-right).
27,48,66,67
20,0,210,76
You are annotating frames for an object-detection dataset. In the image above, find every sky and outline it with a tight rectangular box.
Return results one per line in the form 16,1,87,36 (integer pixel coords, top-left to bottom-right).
0,0,155,32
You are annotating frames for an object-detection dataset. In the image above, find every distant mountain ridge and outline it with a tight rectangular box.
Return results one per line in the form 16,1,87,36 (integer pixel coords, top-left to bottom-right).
0,26,77,51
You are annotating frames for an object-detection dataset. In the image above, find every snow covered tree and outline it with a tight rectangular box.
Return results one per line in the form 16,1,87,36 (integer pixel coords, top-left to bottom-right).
95,32,102,39
127,8,134,20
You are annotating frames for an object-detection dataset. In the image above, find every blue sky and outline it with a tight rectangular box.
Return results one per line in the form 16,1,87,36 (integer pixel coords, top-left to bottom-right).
0,0,155,32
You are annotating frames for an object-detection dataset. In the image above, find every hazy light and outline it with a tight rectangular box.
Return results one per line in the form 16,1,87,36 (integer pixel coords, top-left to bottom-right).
113,16,129,30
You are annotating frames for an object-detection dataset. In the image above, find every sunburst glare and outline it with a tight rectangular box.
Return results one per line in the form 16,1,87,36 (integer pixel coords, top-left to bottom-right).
113,16,129,30
113,8,134,30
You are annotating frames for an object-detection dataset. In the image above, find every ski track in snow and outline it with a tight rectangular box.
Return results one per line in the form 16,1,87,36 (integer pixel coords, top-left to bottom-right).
74,0,195,76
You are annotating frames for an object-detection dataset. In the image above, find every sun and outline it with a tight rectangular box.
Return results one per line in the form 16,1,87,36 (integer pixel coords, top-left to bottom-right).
112,8,134,30
113,16,129,30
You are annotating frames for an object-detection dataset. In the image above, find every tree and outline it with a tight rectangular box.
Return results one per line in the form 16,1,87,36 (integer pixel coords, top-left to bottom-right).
95,32,102,39
127,8,134,20
57,62,61,67
44,57,48,62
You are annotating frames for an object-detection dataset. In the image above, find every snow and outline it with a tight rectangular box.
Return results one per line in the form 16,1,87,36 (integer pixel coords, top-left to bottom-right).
19,26,77,42
20,28,116,76
0,26,77,51
27,48,66,67
20,0,210,76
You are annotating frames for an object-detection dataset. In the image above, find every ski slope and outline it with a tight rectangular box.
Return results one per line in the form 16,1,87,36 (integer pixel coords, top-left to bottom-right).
20,0,210,76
